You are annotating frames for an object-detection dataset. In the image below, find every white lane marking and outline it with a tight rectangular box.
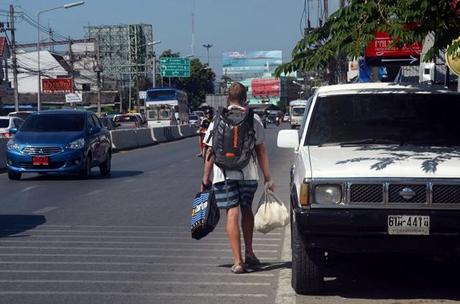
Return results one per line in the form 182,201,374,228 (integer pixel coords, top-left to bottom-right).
0,246,278,253
0,291,268,298
0,228,281,236
32,207,58,215
21,186,39,193
0,240,279,247
84,189,104,196
0,261,276,272
3,235,282,241
275,224,296,304
0,270,275,277
0,253,278,260
0,279,270,286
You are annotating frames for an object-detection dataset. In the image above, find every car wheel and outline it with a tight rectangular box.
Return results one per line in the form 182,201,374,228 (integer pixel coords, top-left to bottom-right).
99,153,111,176
8,170,21,181
80,155,92,178
291,209,324,294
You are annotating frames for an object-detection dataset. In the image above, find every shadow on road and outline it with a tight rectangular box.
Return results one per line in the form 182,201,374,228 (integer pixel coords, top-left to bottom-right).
217,261,291,273
319,254,460,301
0,214,46,238
18,170,144,181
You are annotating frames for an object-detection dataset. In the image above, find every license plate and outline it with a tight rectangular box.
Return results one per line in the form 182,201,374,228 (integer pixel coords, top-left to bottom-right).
388,215,430,235
32,156,49,166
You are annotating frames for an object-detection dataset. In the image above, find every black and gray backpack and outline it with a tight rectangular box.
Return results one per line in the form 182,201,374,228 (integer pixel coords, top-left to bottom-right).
210,107,256,171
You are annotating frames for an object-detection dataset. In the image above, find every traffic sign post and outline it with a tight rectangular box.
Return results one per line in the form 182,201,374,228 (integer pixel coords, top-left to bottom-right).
160,57,191,78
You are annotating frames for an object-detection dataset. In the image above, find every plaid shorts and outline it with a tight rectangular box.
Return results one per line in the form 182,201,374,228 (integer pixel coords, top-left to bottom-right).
213,180,258,209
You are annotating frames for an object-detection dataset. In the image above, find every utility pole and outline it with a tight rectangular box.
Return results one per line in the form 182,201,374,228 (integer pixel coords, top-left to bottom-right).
95,38,102,115
9,5,19,112
324,0,329,19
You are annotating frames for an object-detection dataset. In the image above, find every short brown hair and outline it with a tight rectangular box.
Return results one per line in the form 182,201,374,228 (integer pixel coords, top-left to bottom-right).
228,82,247,105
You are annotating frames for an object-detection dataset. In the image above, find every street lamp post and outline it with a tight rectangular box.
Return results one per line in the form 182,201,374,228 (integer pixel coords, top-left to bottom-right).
202,44,212,65
36,1,84,112
150,40,161,89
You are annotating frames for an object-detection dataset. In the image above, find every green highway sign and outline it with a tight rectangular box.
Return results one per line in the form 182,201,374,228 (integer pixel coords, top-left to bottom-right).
160,57,191,77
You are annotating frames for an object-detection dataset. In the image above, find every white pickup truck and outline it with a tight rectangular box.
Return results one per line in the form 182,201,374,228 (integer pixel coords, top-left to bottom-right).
278,83,460,294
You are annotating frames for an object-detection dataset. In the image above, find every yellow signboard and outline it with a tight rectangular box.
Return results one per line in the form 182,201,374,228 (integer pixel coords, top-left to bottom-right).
446,38,460,76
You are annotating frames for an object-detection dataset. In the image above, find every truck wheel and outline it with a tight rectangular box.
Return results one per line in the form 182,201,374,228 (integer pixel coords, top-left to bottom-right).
291,211,324,294
8,170,21,181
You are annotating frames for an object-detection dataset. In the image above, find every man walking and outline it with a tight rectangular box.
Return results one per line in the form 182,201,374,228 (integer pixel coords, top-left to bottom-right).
201,82,274,274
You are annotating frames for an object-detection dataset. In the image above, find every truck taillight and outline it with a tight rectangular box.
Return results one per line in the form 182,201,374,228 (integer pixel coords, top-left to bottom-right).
299,183,310,207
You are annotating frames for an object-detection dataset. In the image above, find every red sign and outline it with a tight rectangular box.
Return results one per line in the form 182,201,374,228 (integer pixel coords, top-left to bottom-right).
365,32,422,58
42,78,73,93
251,78,280,97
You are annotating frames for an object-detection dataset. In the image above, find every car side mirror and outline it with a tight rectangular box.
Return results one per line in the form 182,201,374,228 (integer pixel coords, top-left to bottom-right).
9,128,18,135
277,130,299,149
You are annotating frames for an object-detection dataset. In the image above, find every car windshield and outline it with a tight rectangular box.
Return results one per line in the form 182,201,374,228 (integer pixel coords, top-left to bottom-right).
292,107,305,116
21,114,85,132
0,119,9,128
146,90,176,101
114,116,137,122
307,93,460,146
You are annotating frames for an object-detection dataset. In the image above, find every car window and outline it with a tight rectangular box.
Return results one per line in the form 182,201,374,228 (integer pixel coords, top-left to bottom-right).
21,114,85,132
92,115,103,128
298,97,313,140
14,119,23,128
0,119,9,128
306,93,460,146
114,115,137,122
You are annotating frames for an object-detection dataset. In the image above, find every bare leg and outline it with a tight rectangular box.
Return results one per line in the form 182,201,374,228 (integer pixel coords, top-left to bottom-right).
241,206,255,257
226,207,243,266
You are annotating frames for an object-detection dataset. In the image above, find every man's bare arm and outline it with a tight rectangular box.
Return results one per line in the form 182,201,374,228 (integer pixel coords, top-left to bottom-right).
201,147,214,191
255,143,274,191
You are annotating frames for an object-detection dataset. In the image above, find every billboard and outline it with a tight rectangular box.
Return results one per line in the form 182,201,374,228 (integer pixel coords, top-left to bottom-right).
223,51,282,79
42,78,73,94
251,78,280,97
223,51,282,105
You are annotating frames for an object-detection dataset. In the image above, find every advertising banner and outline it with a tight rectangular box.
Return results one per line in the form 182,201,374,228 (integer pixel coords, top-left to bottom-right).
223,50,282,79
365,32,422,66
42,78,73,94
251,78,280,97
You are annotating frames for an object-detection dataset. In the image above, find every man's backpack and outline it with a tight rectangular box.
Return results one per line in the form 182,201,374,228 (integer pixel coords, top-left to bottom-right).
211,107,256,171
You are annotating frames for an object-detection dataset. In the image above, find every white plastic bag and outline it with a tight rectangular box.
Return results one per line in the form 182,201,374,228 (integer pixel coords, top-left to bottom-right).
254,187,289,234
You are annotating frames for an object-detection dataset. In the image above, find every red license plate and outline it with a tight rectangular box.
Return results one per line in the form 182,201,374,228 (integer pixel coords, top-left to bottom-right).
32,156,49,166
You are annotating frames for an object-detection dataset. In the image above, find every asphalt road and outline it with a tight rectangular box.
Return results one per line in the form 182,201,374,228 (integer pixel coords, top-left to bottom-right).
1,125,460,304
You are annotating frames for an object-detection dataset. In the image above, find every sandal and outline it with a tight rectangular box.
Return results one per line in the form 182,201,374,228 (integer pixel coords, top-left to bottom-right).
245,254,261,267
231,264,246,274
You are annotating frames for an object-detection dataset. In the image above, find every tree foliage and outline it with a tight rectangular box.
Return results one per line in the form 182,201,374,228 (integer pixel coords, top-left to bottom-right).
275,0,460,76
158,50,215,110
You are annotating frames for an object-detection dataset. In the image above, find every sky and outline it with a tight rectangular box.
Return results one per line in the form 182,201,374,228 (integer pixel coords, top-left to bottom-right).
5,0,339,79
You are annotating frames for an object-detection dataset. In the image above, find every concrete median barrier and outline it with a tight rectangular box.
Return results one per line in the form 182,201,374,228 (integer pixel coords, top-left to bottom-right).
110,129,141,151
135,128,157,147
171,126,182,140
153,127,168,143
0,138,8,170
180,125,198,137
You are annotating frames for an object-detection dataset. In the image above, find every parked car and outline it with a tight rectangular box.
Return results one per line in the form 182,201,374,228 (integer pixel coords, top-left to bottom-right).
6,110,112,180
0,116,24,138
113,114,142,129
189,114,200,126
278,83,460,294
8,111,35,121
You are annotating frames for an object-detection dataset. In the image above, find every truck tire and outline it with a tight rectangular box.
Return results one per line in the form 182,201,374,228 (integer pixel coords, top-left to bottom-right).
291,211,324,294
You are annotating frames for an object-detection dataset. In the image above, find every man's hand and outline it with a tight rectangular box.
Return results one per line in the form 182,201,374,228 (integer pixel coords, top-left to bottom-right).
265,180,275,192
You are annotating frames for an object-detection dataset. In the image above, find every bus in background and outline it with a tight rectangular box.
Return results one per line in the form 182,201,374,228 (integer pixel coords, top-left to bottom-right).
145,88,189,128
289,99,310,129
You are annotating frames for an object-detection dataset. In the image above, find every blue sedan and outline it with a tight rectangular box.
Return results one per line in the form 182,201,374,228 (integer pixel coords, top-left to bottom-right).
6,110,112,180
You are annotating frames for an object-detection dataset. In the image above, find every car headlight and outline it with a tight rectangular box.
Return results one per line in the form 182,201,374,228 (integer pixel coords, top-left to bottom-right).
66,138,85,150
6,140,20,152
315,185,342,204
